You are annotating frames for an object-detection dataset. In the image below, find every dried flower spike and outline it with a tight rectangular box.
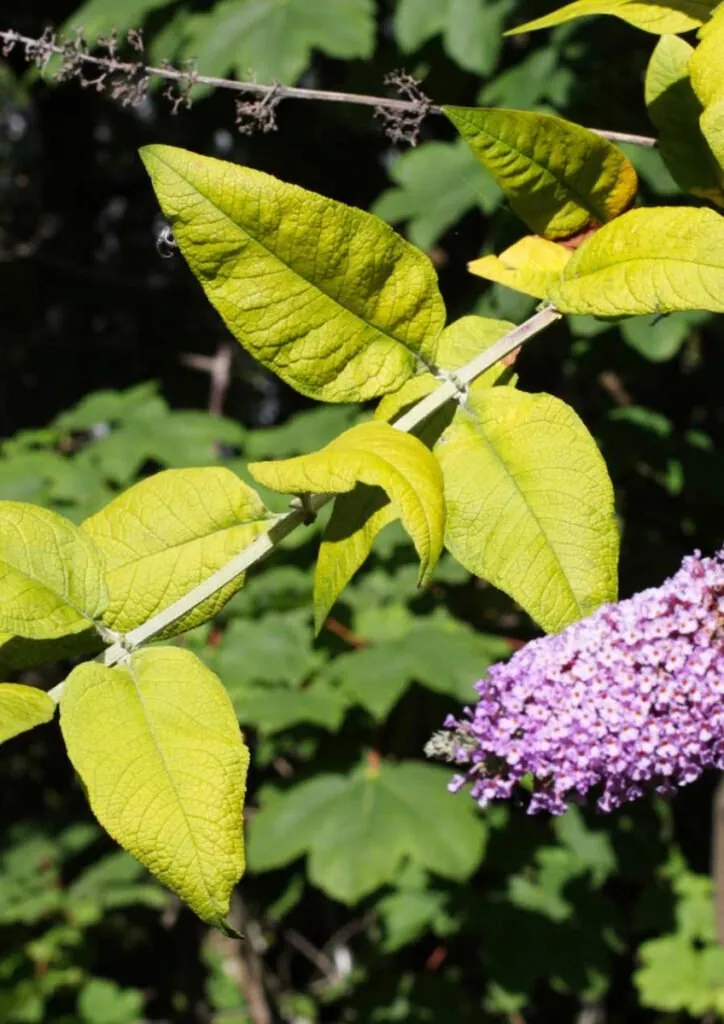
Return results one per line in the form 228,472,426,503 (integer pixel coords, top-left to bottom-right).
442,549,724,814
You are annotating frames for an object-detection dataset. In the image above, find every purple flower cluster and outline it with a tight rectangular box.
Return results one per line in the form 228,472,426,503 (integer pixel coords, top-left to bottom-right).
444,549,724,814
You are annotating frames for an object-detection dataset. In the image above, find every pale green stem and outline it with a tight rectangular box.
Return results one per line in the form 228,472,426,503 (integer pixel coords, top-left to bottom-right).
47,304,561,701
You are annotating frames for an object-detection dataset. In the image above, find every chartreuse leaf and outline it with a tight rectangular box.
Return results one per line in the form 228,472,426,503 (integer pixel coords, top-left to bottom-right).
508,0,714,36
444,107,638,239
549,207,724,316
60,647,249,930
436,388,619,632
249,423,445,631
82,467,272,638
376,315,517,430
0,502,107,639
689,5,724,108
0,684,56,745
247,760,486,904
645,35,724,205
140,145,444,402
468,237,571,299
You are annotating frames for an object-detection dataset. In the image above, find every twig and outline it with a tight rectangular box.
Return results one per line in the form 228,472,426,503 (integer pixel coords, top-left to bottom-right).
0,28,657,147
47,304,562,703
283,927,337,980
181,342,234,416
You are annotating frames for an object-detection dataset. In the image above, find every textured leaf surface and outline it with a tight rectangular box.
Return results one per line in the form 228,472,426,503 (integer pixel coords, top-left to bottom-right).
436,388,619,632
60,647,249,929
0,684,56,745
250,422,445,625
82,468,271,636
689,6,724,107
167,0,374,86
0,502,107,639
468,236,571,299
550,207,724,316
701,97,724,174
444,106,638,239
509,0,714,35
248,760,486,903
141,145,444,402
645,35,724,205
59,0,173,44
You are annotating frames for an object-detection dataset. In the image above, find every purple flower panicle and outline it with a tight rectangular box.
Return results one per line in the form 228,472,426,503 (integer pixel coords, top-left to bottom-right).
441,550,724,814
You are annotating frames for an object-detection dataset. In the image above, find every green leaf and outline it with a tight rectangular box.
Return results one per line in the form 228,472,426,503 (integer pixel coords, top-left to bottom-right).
162,0,375,87
444,106,638,239
645,35,724,205
468,236,571,299
249,422,446,629
60,647,250,929
322,616,511,718
508,0,714,36
82,467,271,637
78,978,144,1024
58,0,174,48
248,760,486,903
0,684,56,745
436,387,619,632
393,0,513,73
701,96,724,174
0,502,107,639
620,309,709,361
140,145,444,402
549,207,724,316
371,140,501,251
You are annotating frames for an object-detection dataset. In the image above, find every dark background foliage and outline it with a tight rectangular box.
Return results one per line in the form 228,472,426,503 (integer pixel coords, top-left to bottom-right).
2,0,724,1020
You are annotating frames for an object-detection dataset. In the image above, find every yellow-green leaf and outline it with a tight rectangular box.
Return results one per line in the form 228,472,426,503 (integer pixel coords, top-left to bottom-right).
249,422,445,623
140,145,445,403
690,5,724,107
645,34,724,205
468,236,571,299
0,502,107,639
701,96,724,172
508,0,714,36
60,647,249,929
444,106,638,239
375,315,518,429
82,467,272,637
436,388,619,632
0,683,56,745
549,206,724,316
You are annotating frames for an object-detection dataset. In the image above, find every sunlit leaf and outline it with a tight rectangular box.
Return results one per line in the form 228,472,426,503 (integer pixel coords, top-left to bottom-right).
508,0,714,37
60,647,249,930
0,684,56,745
82,467,272,637
140,145,444,402
550,207,724,315
468,236,571,299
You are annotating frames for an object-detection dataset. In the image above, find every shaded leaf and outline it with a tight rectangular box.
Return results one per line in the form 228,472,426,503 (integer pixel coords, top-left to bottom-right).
445,106,638,239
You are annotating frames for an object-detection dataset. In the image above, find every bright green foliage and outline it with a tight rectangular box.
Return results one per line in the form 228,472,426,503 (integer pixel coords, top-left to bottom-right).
689,4,724,107
140,145,445,403
77,978,144,1024
371,140,501,250
247,759,486,903
701,96,724,170
81,467,271,636
635,867,724,1014
645,34,724,205
0,502,107,639
60,647,249,930
509,0,714,36
393,0,514,74
550,206,724,315
249,422,445,630
436,388,619,632
58,0,173,49
444,106,638,239
154,0,375,87
468,236,571,299
0,684,56,745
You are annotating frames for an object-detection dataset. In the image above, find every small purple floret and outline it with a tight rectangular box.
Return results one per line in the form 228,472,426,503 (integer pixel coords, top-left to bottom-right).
444,550,724,814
